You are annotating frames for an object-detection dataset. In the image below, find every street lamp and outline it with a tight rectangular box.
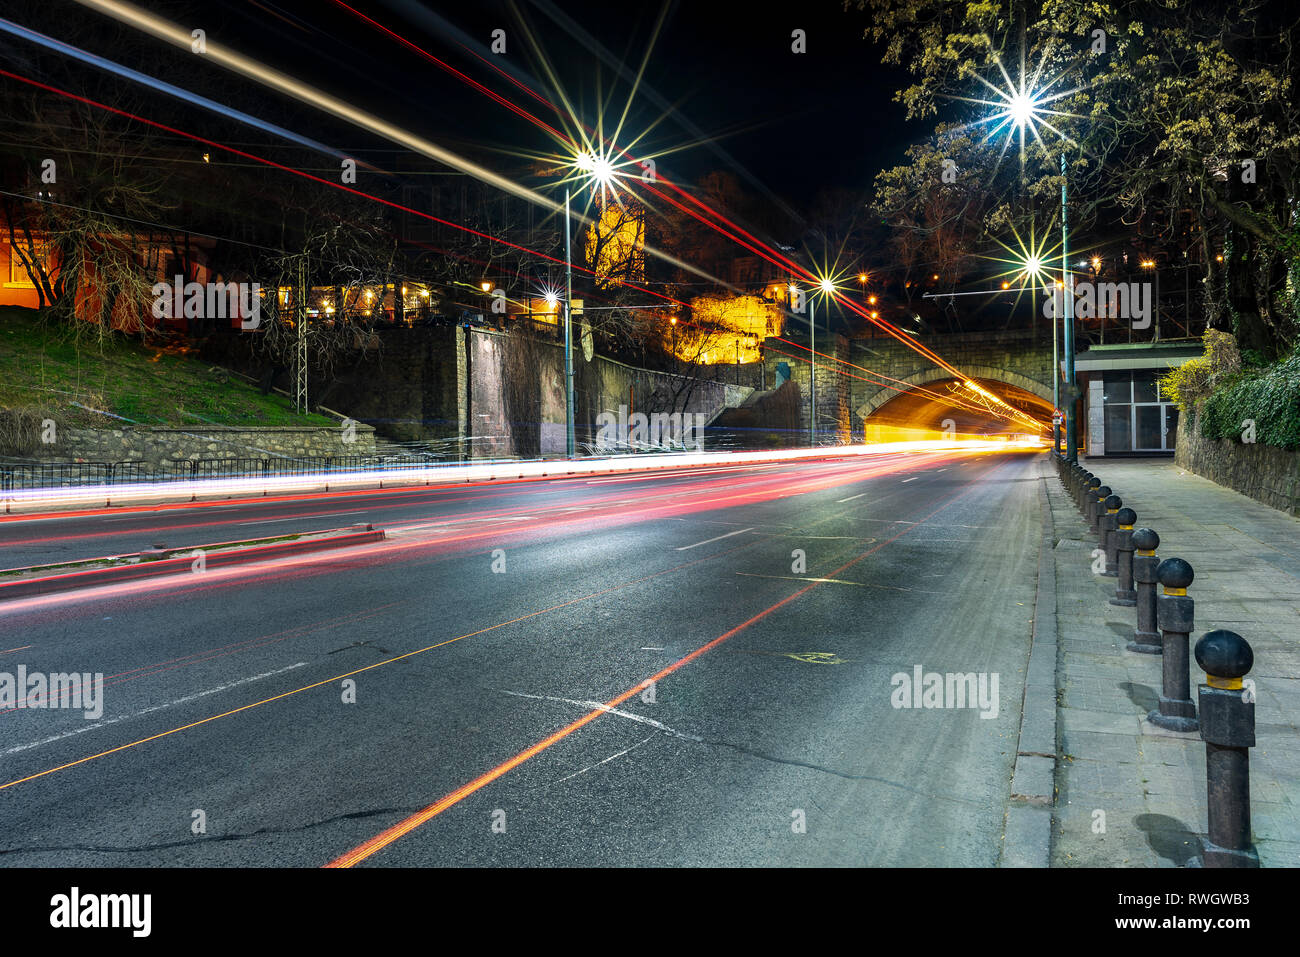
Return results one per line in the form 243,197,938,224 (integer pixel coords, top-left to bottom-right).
563,149,617,458
808,277,835,447
975,63,1080,460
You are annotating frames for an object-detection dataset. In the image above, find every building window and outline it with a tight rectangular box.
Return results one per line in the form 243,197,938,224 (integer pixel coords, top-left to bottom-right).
1099,370,1178,453
7,240,47,287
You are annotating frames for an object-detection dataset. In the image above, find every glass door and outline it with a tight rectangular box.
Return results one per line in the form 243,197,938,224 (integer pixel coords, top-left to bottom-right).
1134,405,1165,450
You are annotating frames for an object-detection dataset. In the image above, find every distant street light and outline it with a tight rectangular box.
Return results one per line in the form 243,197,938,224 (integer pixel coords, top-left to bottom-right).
974,61,1078,458
563,148,618,457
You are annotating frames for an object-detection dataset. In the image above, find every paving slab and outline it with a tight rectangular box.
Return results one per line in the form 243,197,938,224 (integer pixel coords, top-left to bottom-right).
1044,456,1300,867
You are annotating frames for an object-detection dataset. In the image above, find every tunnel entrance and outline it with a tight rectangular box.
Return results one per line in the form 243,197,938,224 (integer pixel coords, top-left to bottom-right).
862,377,1054,441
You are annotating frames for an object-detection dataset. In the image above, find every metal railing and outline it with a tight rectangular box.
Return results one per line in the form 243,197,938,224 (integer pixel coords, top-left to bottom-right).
0,453,453,490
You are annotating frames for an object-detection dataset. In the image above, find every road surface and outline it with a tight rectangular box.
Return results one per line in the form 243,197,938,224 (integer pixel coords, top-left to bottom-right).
0,448,1043,866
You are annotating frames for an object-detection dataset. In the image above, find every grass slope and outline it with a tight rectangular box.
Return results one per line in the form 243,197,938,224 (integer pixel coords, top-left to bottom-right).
0,306,335,429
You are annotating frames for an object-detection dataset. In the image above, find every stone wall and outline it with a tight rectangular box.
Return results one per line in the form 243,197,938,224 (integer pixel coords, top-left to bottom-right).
30,424,376,467
1175,413,1300,516
316,324,760,457
324,325,462,445
774,333,853,443
850,329,1056,425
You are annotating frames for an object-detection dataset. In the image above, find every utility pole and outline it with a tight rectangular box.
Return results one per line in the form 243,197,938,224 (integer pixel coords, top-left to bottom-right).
295,257,307,414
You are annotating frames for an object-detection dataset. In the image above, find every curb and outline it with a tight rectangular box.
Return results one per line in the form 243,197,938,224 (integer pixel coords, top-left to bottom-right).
999,455,1060,867
0,525,385,601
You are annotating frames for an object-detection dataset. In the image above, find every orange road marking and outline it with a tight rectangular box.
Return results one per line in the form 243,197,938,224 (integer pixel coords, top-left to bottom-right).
0,538,765,793
325,466,991,867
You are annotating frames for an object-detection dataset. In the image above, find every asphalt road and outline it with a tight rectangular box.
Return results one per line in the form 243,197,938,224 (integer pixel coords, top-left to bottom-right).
0,448,1044,866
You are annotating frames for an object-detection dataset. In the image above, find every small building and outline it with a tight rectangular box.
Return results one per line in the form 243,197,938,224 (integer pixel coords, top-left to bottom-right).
1073,342,1203,455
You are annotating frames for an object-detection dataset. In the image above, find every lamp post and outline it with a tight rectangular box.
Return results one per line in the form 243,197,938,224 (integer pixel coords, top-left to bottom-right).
1060,150,1078,462
810,294,816,447
562,149,617,459
986,71,1080,460
564,188,575,457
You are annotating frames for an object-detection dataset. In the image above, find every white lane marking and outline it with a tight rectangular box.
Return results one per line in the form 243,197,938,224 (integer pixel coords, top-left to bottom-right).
735,572,941,594
901,477,919,483
675,527,756,551
640,646,665,651
238,510,366,527
543,734,655,787
0,662,309,757
502,690,702,741
836,492,868,503
935,469,947,473
392,515,536,533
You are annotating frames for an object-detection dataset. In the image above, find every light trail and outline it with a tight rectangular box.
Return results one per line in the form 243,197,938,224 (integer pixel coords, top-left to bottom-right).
0,64,961,417
68,0,730,292
0,67,687,314
3,439,1042,515
69,0,562,213
314,2,1048,428
323,458,999,866
37,2,1047,429
327,0,566,141
0,450,1003,790
0,16,361,166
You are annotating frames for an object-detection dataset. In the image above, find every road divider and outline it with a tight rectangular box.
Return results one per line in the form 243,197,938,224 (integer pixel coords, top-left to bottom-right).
0,524,385,601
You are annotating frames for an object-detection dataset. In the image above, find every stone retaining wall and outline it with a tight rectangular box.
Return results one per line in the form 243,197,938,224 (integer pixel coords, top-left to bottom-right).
28,424,376,467
1175,413,1300,516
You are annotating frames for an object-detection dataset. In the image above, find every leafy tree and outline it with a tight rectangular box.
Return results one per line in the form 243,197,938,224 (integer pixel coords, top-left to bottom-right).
854,0,1300,357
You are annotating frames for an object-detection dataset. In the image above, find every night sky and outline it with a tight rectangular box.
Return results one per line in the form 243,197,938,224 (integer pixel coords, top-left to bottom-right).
202,0,914,211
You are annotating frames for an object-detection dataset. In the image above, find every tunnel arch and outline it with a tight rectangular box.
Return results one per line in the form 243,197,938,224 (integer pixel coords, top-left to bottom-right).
854,364,1055,422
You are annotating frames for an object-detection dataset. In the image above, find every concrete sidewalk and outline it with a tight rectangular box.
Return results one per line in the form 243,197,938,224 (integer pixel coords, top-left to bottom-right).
1044,456,1300,867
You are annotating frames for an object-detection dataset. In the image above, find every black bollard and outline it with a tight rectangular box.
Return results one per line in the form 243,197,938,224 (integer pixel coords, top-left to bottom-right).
1081,473,1097,512
1110,507,1137,606
1089,485,1110,536
1147,558,1198,732
1100,493,1121,577
1193,630,1259,867
1128,528,1162,654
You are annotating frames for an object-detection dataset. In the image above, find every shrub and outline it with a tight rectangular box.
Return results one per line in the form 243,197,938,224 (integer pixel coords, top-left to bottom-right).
1159,329,1240,411
1200,351,1300,449
0,408,62,457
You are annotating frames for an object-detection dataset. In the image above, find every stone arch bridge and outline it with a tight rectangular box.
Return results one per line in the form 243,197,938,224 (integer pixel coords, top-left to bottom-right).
846,330,1056,433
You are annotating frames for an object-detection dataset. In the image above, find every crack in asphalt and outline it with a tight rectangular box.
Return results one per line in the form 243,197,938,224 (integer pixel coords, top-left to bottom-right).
501,689,985,809
0,805,426,857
